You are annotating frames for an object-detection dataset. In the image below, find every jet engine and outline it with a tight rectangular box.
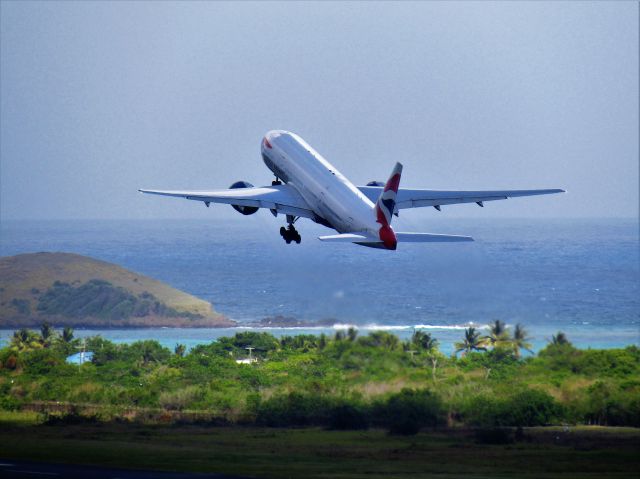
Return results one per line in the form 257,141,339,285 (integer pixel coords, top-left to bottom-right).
229,181,259,215
366,181,384,187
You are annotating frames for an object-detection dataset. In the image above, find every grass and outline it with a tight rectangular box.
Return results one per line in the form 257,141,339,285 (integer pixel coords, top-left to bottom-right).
0,414,638,478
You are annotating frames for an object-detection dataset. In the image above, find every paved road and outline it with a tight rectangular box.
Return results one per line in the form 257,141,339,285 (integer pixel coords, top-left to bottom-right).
0,460,252,478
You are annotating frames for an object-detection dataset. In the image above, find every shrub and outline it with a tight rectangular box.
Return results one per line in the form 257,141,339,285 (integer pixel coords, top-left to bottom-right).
159,386,201,411
508,389,560,426
464,389,560,427
20,348,65,375
375,388,444,435
579,381,640,426
327,403,369,430
255,392,331,427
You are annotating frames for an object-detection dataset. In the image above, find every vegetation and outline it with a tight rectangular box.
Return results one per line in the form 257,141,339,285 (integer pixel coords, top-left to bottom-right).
1,420,637,478
0,325,638,434
37,279,194,320
0,252,232,327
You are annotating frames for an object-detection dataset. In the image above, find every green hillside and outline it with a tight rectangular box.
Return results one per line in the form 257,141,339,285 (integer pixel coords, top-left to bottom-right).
0,252,234,328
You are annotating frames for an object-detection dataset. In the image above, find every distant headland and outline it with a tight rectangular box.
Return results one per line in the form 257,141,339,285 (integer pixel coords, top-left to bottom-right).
0,252,235,328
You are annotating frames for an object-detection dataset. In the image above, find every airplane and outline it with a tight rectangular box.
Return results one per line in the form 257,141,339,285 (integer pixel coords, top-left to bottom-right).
140,130,565,250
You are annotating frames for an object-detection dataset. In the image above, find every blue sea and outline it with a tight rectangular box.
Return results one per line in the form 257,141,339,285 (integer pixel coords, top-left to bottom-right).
1,217,638,354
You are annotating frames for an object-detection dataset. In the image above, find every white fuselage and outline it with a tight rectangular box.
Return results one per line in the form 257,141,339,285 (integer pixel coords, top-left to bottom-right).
261,130,379,235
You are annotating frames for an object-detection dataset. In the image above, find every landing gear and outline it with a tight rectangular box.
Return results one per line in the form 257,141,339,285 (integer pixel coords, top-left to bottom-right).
280,225,301,244
280,216,301,244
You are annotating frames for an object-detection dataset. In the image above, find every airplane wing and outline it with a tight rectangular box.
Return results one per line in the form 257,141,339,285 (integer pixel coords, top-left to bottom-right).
357,186,565,210
139,184,315,219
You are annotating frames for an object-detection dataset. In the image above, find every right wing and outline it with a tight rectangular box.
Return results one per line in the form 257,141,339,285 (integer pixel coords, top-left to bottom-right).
139,184,315,219
358,187,565,210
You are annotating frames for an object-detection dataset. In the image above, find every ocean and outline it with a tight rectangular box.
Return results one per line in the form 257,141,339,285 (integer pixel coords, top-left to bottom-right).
1,217,638,354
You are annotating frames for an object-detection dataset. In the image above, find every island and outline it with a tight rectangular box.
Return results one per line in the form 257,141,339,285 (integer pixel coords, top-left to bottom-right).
0,252,234,328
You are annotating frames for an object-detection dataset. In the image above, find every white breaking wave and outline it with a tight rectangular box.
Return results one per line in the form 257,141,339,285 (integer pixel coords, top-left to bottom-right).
233,322,488,331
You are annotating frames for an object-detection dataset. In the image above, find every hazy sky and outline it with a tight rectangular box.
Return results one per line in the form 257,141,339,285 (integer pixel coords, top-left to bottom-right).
1,1,637,220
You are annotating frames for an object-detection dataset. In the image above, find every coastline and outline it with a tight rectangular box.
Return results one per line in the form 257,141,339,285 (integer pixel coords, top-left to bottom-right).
1,321,637,356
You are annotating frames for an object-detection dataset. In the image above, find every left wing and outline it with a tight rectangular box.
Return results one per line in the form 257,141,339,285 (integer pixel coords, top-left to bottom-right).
139,184,315,219
358,187,565,210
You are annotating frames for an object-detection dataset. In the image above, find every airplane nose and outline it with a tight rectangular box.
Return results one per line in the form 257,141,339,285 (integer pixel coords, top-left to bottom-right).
263,130,282,150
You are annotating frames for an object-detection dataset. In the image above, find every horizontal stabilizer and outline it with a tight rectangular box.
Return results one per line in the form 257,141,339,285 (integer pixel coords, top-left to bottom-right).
318,232,473,244
318,234,377,243
395,232,474,242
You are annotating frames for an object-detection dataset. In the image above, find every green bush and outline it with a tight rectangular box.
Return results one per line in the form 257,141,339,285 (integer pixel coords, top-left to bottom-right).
374,388,444,435
159,386,201,411
327,403,369,430
255,392,331,427
463,389,560,427
20,348,66,375
580,381,640,426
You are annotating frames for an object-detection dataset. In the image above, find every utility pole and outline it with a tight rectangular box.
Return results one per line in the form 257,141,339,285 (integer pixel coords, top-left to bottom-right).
75,338,87,365
245,347,255,362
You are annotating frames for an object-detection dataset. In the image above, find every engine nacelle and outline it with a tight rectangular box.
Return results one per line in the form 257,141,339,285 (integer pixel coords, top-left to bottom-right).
366,181,385,187
229,181,259,215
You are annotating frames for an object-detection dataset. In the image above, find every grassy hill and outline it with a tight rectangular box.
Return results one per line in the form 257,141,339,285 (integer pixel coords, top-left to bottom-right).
0,252,234,328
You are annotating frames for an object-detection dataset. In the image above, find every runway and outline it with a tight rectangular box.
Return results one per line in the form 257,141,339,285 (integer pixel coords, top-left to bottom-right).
0,460,251,479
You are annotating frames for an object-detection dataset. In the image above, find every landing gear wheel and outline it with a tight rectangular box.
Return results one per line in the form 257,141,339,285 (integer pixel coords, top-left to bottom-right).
280,224,301,244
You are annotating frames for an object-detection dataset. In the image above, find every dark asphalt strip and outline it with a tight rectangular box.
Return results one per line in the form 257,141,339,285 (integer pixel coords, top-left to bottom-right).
0,460,253,479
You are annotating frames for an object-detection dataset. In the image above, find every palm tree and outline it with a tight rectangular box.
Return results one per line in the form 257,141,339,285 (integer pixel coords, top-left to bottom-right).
347,327,358,342
40,322,55,347
174,344,186,357
368,331,400,351
411,330,438,352
511,323,533,358
486,320,511,347
454,327,487,356
10,328,42,352
550,331,571,346
62,327,74,343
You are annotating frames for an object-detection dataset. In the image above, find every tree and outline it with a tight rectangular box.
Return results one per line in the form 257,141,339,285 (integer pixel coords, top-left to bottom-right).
551,331,571,346
361,331,400,351
39,322,55,347
174,343,186,357
411,331,438,352
511,324,533,359
10,328,42,352
347,327,358,342
62,327,74,343
486,320,511,348
454,327,487,356
380,388,444,435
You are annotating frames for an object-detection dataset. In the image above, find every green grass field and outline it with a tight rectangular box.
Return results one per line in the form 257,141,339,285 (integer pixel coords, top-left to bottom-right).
1,413,638,478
